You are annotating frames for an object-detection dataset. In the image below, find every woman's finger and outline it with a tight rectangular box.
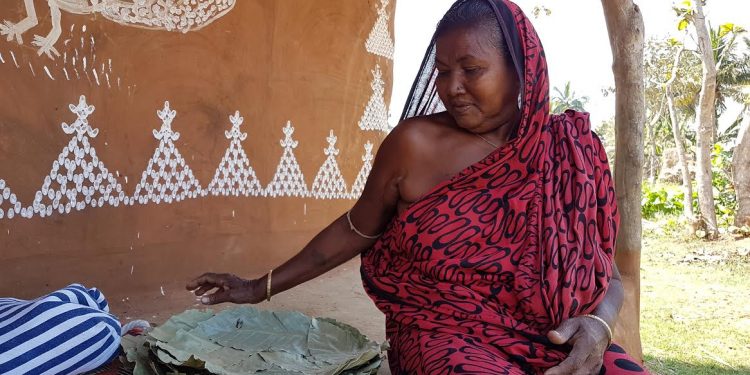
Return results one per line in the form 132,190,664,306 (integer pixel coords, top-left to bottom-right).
200,289,231,305
187,273,233,291
544,339,592,375
186,273,220,290
193,285,216,296
548,317,582,345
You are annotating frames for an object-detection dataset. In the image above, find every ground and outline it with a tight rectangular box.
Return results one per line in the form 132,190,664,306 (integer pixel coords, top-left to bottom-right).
641,233,750,375
111,258,392,374
108,235,750,375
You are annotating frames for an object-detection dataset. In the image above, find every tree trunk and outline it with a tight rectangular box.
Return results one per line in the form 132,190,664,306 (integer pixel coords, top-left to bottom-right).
647,120,656,184
693,0,719,237
666,89,694,219
734,114,750,227
665,47,694,219
601,0,645,362
647,102,664,185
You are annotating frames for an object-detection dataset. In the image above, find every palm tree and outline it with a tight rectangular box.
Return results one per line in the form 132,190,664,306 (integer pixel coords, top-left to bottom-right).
711,30,750,122
550,81,589,114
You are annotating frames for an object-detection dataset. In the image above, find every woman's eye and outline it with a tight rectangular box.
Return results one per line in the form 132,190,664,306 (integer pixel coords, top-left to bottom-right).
464,67,480,74
436,70,449,77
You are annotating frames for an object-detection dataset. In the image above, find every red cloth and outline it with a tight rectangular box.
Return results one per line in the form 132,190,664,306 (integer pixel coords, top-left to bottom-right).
361,1,646,373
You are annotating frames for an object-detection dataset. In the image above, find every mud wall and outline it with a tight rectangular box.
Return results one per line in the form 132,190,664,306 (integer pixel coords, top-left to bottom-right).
0,0,394,307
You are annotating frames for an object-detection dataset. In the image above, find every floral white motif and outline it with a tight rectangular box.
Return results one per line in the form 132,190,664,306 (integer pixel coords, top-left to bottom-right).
310,130,349,200
1,97,390,221
207,111,265,197
265,121,309,198
358,64,389,132
365,0,394,60
0,179,22,220
131,101,204,205
28,95,126,218
61,95,98,137
349,141,374,199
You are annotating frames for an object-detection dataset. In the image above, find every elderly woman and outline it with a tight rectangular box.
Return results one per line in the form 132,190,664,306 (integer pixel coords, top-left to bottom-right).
188,0,648,373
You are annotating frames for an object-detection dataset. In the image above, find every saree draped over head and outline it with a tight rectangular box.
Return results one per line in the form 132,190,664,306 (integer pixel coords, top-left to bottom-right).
361,0,647,374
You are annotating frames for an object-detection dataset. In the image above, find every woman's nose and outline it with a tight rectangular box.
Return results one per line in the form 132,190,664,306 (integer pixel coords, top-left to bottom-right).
448,73,466,97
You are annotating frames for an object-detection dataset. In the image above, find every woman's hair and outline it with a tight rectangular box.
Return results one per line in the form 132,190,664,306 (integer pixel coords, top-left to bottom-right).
435,0,511,62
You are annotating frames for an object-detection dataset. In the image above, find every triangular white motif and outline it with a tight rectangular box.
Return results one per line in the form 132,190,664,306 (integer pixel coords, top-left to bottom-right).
365,0,394,59
358,64,389,132
0,179,23,220
265,121,309,198
207,111,265,197
28,95,126,218
349,141,374,199
131,101,204,205
310,130,349,200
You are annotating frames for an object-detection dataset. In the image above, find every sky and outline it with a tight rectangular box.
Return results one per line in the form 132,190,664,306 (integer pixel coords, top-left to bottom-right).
390,0,750,129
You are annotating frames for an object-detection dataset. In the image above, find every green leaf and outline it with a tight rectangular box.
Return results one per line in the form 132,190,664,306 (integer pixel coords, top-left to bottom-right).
719,23,735,38
124,307,384,375
678,19,689,31
121,334,157,375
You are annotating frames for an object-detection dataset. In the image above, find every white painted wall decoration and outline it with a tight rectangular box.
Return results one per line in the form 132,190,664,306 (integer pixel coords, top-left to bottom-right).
1,21,124,90
358,64,390,132
365,0,394,60
310,130,349,200
29,95,127,218
207,111,265,197
0,0,236,59
349,141,374,199
265,121,309,198
0,179,22,220
0,96,382,221
131,101,204,205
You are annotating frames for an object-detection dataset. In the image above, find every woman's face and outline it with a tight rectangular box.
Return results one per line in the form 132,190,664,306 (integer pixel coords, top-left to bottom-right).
435,25,520,134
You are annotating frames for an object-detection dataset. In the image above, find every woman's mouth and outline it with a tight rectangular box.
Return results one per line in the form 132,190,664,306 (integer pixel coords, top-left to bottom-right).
452,103,473,114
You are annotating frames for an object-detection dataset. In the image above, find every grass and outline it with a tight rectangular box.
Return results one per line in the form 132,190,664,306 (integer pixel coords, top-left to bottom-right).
641,228,750,375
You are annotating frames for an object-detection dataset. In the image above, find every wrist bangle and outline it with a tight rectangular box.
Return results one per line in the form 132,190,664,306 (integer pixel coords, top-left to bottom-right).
346,210,382,239
582,314,613,345
266,269,273,302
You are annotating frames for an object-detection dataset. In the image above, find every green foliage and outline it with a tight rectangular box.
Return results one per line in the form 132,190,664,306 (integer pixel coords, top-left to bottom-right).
642,183,685,219
550,81,589,114
673,0,695,32
594,119,616,166
710,144,737,227
531,5,551,18
642,146,737,228
711,30,750,117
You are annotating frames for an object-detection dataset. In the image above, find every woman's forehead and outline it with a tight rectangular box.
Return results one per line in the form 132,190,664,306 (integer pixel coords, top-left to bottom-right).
435,26,503,63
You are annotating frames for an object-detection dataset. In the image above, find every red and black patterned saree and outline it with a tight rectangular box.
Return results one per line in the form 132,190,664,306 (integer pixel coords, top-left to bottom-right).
361,1,648,374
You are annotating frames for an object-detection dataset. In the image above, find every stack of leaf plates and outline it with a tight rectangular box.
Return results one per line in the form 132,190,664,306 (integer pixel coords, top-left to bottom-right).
122,307,385,375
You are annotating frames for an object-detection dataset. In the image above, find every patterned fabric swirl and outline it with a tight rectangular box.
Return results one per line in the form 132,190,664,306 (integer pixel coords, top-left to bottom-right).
361,1,647,373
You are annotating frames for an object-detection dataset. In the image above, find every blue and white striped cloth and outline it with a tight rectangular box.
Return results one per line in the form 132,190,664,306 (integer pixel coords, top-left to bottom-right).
0,284,121,375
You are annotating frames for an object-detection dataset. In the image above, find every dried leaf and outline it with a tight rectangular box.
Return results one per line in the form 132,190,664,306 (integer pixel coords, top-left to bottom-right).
124,307,383,375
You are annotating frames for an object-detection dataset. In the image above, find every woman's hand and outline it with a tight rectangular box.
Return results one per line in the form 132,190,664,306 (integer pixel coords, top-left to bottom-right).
544,316,611,375
186,273,264,305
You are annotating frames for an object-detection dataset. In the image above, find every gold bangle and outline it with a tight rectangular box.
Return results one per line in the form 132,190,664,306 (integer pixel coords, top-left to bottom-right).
582,314,613,345
266,269,273,302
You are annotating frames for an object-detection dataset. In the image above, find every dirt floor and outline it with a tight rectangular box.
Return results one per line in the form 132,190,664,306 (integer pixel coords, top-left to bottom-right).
109,258,391,374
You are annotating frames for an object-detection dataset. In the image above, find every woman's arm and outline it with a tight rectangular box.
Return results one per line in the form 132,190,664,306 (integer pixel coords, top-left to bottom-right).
591,262,624,333
543,263,624,375
186,125,410,304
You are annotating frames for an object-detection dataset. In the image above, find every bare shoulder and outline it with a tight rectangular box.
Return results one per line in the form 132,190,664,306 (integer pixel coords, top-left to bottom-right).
359,113,451,200
381,112,455,155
